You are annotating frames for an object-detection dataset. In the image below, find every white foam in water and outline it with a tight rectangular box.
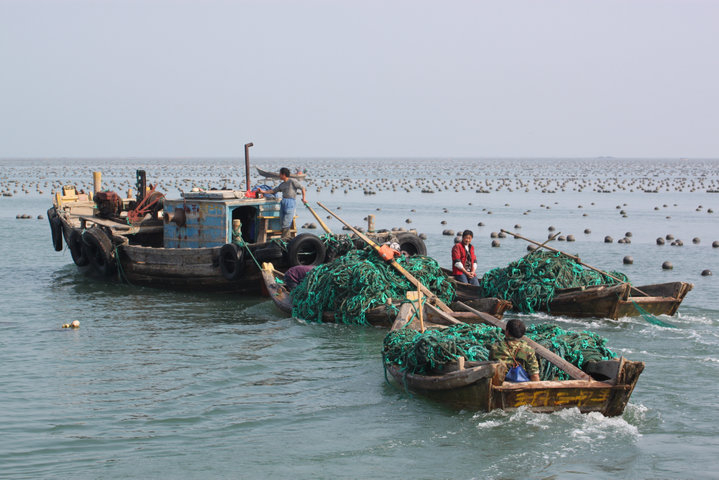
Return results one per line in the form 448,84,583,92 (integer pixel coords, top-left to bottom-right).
474,419,503,430
568,411,640,442
674,311,713,326
622,403,650,425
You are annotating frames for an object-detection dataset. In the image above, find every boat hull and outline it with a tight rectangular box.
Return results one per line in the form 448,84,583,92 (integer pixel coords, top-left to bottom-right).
384,302,644,416
548,282,693,319
261,263,510,325
444,268,692,320
57,211,273,293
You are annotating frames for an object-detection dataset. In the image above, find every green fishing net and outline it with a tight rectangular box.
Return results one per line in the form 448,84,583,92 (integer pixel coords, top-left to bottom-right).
320,233,357,261
291,249,455,325
480,251,629,314
382,323,617,380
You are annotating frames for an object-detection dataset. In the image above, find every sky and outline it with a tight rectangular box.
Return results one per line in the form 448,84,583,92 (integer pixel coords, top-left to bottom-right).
1,0,718,158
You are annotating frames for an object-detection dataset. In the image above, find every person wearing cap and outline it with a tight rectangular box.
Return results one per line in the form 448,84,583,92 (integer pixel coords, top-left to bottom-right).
489,319,540,382
257,168,306,240
451,229,479,285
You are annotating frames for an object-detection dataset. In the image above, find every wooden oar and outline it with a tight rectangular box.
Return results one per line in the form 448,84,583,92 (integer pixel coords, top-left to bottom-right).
303,201,332,234
501,229,649,297
534,231,560,250
452,301,592,381
317,202,454,313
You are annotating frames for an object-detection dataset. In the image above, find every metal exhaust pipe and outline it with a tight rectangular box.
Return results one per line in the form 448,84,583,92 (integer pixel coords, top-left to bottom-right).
244,142,254,192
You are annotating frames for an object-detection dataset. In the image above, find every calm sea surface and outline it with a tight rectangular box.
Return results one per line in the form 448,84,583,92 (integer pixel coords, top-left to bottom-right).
0,158,717,479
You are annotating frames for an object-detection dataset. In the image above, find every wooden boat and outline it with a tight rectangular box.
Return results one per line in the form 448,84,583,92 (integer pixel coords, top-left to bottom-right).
547,281,693,318
47,147,426,293
261,263,395,326
260,262,510,326
440,267,513,317
383,298,645,416
442,268,692,320
256,167,307,180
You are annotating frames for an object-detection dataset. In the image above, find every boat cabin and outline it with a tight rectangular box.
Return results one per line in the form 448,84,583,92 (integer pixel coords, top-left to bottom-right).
163,190,296,248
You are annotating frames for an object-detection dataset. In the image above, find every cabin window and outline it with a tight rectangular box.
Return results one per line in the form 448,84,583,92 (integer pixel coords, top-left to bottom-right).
232,206,257,243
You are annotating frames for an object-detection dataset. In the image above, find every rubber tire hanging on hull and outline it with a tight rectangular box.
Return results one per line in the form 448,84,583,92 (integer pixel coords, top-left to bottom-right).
47,208,63,251
251,243,285,263
396,233,427,256
219,243,245,281
82,226,116,276
68,229,89,266
287,234,326,267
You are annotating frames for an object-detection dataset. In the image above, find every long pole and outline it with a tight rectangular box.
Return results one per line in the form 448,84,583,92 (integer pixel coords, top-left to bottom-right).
452,301,592,381
304,202,332,234
501,229,649,297
317,202,454,313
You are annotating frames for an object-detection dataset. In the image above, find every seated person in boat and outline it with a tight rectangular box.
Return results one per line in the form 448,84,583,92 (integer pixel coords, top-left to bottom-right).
257,168,307,240
489,319,540,382
451,229,479,286
284,265,314,291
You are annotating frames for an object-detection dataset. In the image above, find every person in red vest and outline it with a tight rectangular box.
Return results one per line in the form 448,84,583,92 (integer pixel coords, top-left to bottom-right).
451,229,479,285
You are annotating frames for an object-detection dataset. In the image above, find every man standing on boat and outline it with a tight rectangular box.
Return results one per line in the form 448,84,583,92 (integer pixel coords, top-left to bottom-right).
257,168,307,241
452,229,479,286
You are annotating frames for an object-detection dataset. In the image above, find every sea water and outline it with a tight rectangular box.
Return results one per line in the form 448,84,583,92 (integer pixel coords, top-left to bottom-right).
0,158,717,479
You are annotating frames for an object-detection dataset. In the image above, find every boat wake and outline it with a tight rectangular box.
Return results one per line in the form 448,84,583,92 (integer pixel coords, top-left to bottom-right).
472,404,643,441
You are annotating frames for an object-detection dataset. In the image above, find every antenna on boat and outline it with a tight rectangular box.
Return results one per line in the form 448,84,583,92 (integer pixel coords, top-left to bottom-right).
244,142,254,192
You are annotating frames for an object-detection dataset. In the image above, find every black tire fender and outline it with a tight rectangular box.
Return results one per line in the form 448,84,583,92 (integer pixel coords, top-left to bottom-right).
287,233,326,267
82,226,116,276
251,243,285,263
219,243,245,281
47,209,63,252
396,232,427,256
68,229,89,267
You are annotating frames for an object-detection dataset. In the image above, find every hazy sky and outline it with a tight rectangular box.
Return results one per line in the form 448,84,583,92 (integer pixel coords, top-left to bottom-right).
1,0,717,158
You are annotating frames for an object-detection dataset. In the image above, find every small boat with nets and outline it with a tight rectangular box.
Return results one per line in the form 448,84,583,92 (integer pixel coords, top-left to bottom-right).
382,295,645,416
262,249,511,326
446,246,692,320
261,262,398,326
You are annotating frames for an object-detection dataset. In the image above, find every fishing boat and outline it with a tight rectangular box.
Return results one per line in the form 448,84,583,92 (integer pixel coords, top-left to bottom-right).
47,144,418,293
260,262,511,325
546,281,693,318
261,262,395,325
256,167,307,180
383,296,645,416
443,268,692,320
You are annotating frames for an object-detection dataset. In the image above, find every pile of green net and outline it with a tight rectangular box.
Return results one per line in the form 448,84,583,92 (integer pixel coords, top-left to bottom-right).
480,251,629,314
525,324,617,380
291,249,455,325
320,233,357,262
382,323,617,380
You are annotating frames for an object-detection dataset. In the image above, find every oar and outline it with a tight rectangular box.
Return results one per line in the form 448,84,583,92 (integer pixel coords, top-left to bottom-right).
317,202,454,313
452,301,592,381
534,231,560,251
500,229,650,297
303,201,332,233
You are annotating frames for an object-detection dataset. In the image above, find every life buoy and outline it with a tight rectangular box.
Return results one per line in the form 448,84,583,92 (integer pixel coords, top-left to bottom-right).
219,243,245,281
47,209,63,251
68,229,89,266
396,233,427,256
287,234,326,267
82,226,116,276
